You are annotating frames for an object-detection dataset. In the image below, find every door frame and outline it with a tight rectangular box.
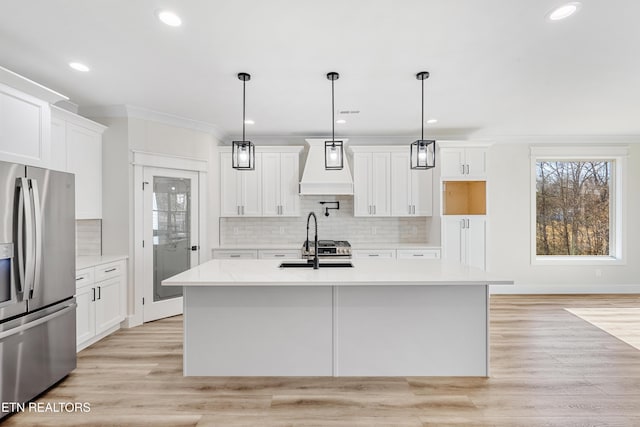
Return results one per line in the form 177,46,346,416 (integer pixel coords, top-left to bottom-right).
132,151,208,326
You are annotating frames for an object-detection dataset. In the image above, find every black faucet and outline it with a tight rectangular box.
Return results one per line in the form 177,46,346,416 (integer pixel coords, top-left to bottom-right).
305,212,319,269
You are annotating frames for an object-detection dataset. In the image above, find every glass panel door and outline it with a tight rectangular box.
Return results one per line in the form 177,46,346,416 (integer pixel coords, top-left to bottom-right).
143,167,199,323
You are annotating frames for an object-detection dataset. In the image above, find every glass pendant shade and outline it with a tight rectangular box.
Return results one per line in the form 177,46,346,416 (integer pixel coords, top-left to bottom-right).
232,140,255,170
411,140,436,169
325,141,344,170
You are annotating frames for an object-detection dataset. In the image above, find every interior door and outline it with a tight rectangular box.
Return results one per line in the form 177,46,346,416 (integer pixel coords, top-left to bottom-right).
143,167,199,322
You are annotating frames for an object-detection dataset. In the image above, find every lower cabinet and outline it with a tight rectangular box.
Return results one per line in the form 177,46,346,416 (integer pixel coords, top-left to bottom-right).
212,249,258,259
75,260,126,351
352,250,396,259
396,249,441,259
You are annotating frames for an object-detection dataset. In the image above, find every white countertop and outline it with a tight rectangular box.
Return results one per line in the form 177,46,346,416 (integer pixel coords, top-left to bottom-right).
163,259,513,287
76,254,128,270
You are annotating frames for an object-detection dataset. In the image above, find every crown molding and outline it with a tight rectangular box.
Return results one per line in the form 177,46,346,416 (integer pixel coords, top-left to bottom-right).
0,65,68,103
78,104,227,141
485,134,640,144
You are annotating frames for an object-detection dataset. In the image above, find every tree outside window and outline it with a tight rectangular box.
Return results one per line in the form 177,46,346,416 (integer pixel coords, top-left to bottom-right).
536,161,611,256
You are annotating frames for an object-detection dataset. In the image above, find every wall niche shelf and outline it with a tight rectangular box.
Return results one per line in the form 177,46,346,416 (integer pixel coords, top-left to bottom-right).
443,181,486,215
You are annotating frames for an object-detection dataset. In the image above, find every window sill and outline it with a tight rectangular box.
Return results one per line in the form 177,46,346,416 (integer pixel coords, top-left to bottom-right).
533,256,625,266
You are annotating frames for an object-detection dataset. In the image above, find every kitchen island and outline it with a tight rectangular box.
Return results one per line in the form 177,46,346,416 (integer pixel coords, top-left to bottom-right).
163,258,513,377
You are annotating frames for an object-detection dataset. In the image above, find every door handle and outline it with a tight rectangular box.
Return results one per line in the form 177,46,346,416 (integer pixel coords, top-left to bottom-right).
30,179,42,300
190,246,199,251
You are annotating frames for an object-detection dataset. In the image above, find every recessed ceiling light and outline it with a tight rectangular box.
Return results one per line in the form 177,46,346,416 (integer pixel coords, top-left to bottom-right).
336,119,346,124
69,62,90,72
426,118,438,124
157,10,182,27
547,2,581,21
244,119,255,125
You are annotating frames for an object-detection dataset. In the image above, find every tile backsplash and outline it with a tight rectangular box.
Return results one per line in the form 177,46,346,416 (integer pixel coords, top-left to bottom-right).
76,219,102,256
220,196,431,246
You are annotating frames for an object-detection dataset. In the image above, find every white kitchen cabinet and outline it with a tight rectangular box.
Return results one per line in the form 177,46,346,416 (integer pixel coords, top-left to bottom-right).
396,249,441,259
390,152,433,216
0,82,51,167
52,106,106,219
76,260,126,351
352,249,396,259
212,249,258,259
353,152,390,216
440,146,487,179
258,249,301,259
220,152,262,217
442,216,486,270
262,152,300,217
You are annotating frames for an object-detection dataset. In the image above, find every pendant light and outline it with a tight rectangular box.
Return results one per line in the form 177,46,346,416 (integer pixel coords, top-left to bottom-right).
232,72,255,170
325,72,344,170
410,71,436,170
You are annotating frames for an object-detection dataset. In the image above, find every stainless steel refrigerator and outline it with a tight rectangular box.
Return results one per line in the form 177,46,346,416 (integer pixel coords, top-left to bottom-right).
0,160,76,418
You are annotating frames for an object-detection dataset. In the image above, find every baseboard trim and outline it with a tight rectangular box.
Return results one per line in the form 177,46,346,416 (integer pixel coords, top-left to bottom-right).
121,314,142,329
490,284,640,294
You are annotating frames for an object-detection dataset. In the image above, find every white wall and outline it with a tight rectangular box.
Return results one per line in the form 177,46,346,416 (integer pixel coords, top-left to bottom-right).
488,142,640,293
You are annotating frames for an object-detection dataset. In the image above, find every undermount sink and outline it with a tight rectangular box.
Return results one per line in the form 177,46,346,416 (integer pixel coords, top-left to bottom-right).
279,262,354,268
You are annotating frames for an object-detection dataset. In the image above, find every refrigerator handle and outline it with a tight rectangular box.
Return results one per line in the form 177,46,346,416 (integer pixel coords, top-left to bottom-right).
30,179,43,300
0,302,77,341
16,178,35,295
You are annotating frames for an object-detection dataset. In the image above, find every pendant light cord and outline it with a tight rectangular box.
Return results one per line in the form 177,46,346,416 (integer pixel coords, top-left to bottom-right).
331,78,335,142
242,79,246,142
421,77,424,141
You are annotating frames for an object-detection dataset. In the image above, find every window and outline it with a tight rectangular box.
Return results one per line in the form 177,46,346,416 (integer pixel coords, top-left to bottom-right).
531,146,627,264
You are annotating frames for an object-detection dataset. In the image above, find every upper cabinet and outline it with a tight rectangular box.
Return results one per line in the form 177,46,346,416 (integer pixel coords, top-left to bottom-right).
439,143,489,179
352,151,391,217
0,83,52,167
220,147,302,218
52,107,106,219
262,151,301,217
220,152,262,217
351,146,432,217
390,152,433,216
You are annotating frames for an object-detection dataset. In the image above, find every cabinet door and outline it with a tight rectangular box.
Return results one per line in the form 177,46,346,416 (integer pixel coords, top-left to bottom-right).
220,153,241,217
240,154,262,216
0,83,51,167
440,148,465,178
279,153,300,216
50,118,67,171
94,277,123,335
76,284,96,347
353,153,371,216
66,123,102,219
261,153,280,216
370,153,390,216
442,216,464,264
465,148,487,178
411,168,433,216
466,217,486,270
391,152,411,216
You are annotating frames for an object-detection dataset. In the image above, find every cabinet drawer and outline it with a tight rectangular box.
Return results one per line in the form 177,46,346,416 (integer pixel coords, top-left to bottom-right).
213,250,258,259
75,268,94,289
352,250,396,259
258,250,301,259
94,261,124,283
397,249,441,259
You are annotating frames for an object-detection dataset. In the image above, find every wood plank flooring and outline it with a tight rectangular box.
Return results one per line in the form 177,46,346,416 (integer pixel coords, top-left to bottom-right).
5,295,640,426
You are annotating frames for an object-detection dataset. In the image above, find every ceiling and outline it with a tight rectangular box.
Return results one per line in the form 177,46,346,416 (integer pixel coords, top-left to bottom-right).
1,0,639,140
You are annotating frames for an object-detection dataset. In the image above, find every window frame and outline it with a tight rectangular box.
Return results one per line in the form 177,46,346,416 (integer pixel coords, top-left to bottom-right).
530,146,628,266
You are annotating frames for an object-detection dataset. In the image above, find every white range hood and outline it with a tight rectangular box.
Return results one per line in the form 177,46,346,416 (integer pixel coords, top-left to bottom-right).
299,139,353,195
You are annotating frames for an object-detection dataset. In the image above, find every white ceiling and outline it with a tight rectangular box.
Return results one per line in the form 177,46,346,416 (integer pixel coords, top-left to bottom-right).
1,0,639,140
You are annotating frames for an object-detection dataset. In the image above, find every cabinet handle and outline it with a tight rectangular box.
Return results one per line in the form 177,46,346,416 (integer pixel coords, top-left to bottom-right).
368,254,379,257
461,219,466,229
460,164,465,175
237,206,240,215
242,206,245,215
466,164,470,175
412,205,415,214
466,218,470,228
373,205,376,215
408,205,412,215
229,254,241,258
76,277,84,281
97,286,101,300
91,287,96,302
105,268,117,273
274,254,285,257
413,254,424,257
368,205,371,214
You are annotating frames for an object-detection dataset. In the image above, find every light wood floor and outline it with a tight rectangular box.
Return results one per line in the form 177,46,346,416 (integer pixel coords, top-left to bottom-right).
5,295,640,426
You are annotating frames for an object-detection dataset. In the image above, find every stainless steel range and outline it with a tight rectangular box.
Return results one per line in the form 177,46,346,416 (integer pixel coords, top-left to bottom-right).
302,240,352,260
